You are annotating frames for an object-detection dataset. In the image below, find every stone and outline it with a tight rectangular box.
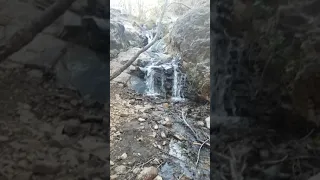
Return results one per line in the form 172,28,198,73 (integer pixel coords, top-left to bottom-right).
154,175,163,180
162,119,173,128
110,175,118,180
153,124,159,130
136,166,158,180
114,165,127,175
120,153,127,160
138,118,146,122
110,161,114,166
32,160,60,174
160,132,166,138
205,116,210,129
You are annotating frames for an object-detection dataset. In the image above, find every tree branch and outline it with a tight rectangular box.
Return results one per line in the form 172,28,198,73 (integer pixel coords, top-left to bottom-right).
110,0,169,81
0,0,76,62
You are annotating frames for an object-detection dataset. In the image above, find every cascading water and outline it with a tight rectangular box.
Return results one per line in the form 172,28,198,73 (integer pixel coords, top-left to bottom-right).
142,56,186,101
171,63,186,101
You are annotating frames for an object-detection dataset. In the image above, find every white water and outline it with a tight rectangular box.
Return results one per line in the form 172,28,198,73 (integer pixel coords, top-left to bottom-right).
171,63,186,102
143,56,186,101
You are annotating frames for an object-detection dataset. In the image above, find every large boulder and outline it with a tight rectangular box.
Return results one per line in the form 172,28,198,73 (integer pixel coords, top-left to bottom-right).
167,6,210,100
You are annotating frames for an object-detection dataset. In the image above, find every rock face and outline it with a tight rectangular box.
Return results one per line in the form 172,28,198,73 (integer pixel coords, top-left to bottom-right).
211,0,320,130
167,6,210,100
110,8,147,56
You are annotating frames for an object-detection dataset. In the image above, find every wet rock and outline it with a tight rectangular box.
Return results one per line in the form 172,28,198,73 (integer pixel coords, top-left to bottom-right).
32,160,60,174
136,166,158,180
114,165,127,175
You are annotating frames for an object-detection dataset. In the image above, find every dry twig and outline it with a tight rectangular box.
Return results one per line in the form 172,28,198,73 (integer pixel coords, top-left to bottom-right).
196,138,210,166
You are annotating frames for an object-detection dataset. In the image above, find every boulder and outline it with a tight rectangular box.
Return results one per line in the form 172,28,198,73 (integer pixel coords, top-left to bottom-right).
167,6,210,99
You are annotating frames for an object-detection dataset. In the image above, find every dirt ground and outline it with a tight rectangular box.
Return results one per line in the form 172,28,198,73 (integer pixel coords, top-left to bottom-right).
110,80,210,180
0,61,108,180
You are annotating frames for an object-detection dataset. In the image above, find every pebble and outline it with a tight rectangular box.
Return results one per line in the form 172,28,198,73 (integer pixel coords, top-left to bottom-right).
153,124,159,130
160,131,166,138
162,119,172,128
110,161,115,166
137,166,158,180
138,118,146,122
120,153,127,160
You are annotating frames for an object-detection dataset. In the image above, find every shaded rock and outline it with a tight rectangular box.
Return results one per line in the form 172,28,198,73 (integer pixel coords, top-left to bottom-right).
62,119,80,136
55,45,108,104
51,134,71,148
292,63,320,127
12,172,32,180
77,137,108,151
32,160,60,174
309,172,320,180
0,135,9,142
